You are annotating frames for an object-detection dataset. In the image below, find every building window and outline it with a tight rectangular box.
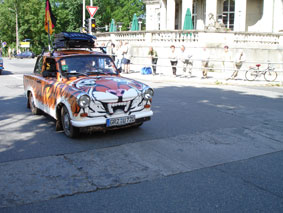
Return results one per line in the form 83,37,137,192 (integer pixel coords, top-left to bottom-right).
223,0,235,30
157,11,160,30
192,1,197,29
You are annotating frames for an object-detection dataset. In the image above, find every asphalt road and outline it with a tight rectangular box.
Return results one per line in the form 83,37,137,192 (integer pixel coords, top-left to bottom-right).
0,58,283,212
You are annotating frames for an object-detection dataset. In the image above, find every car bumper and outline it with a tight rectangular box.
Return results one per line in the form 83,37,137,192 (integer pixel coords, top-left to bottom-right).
71,110,153,128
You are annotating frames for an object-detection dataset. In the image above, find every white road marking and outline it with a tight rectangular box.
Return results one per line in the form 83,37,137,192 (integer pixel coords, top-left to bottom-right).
9,74,23,80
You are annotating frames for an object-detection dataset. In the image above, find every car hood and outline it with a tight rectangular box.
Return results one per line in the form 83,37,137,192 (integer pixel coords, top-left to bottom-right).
70,76,147,103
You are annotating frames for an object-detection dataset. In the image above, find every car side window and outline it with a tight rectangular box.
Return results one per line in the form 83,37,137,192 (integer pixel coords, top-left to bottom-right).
44,58,57,72
43,58,57,77
34,56,43,74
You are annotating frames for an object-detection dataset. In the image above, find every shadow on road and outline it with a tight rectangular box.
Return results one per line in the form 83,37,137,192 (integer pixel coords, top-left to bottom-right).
0,70,14,75
0,85,282,163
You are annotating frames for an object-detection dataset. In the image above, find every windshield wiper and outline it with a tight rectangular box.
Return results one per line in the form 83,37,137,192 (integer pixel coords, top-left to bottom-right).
66,72,88,77
86,71,106,75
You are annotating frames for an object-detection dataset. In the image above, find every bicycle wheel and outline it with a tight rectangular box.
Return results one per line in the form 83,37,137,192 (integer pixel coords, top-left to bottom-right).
245,69,257,81
264,70,277,82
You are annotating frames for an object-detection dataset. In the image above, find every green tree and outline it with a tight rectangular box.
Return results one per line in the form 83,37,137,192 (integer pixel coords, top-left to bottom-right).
0,0,19,52
0,0,145,54
111,0,145,31
19,0,48,54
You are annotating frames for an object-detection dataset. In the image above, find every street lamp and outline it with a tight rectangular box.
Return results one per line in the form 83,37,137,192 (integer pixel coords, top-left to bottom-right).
117,22,123,32
138,17,143,31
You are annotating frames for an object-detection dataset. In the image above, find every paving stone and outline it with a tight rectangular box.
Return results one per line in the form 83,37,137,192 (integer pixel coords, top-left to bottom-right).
0,156,96,208
0,122,282,208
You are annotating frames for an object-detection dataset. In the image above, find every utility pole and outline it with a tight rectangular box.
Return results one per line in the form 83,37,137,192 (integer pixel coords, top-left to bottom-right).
15,4,19,53
82,0,85,27
8,2,19,53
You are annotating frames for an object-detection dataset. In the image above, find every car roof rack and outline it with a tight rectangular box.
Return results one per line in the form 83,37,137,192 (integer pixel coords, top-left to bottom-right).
53,32,97,50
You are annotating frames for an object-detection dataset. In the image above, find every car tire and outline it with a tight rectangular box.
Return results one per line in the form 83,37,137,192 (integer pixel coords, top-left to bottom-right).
61,106,79,138
28,92,40,115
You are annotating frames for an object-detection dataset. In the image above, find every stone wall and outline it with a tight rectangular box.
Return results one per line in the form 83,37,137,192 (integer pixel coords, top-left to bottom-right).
96,30,283,74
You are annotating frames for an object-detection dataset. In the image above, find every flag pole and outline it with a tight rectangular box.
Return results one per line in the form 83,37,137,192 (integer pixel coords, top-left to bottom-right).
48,23,51,51
45,0,56,51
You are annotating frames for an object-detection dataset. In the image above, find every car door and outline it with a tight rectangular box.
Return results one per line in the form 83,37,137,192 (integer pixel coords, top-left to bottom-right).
40,57,58,111
28,55,44,107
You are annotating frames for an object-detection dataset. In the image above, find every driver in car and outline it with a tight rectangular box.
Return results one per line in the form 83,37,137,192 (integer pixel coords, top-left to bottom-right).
84,59,96,72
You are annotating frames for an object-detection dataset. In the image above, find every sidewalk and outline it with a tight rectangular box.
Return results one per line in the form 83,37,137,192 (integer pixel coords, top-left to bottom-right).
122,69,283,87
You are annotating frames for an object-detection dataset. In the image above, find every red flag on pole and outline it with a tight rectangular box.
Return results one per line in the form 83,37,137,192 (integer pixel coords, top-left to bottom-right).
45,0,56,35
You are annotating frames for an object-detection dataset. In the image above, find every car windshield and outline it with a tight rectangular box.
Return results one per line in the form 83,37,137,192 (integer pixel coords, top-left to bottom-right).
59,55,117,76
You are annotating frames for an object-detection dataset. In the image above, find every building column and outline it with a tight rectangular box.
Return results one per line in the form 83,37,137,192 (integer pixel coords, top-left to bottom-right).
182,0,193,29
234,0,247,31
262,0,274,32
160,0,167,30
274,0,283,32
145,4,152,30
167,0,176,30
205,0,217,27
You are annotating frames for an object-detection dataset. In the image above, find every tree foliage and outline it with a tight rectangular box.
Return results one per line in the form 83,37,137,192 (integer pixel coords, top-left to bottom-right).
0,0,145,54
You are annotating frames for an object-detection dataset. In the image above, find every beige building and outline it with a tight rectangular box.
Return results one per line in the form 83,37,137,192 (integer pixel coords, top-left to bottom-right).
144,0,283,32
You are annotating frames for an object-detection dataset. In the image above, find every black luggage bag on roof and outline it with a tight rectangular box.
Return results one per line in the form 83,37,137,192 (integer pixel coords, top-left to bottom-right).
53,32,96,49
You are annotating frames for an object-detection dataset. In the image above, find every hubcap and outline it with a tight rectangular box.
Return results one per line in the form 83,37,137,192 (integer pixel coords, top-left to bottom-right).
63,113,70,130
30,95,35,109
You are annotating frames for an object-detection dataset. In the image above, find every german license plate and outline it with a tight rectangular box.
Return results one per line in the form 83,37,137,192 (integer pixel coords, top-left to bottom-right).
106,115,135,127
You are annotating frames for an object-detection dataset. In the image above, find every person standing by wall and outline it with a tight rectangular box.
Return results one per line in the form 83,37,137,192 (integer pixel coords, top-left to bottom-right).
179,45,193,77
201,47,210,79
148,46,158,75
222,45,232,74
115,41,124,70
110,43,116,62
122,41,131,74
169,45,178,77
227,49,246,80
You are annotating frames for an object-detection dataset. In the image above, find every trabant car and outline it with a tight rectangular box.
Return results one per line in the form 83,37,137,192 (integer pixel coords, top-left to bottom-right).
23,37,154,138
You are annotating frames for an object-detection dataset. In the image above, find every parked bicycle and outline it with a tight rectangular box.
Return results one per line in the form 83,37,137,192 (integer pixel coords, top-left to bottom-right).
245,62,277,82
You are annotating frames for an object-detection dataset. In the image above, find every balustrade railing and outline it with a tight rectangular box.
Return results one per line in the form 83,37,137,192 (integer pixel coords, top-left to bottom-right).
95,30,283,48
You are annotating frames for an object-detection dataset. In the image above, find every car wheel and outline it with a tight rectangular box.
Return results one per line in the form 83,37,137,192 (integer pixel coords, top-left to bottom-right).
61,106,79,138
28,92,40,115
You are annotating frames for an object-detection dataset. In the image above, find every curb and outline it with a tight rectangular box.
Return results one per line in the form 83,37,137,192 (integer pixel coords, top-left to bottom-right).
122,72,283,88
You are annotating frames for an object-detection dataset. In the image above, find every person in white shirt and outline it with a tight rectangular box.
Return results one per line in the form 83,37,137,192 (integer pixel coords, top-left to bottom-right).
115,41,124,70
122,41,131,74
179,45,193,77
169,45,178,76
222,45,232,73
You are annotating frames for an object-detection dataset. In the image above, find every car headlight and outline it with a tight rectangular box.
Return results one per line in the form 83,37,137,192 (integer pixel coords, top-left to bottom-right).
144,88,154,100
78,95,90,108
